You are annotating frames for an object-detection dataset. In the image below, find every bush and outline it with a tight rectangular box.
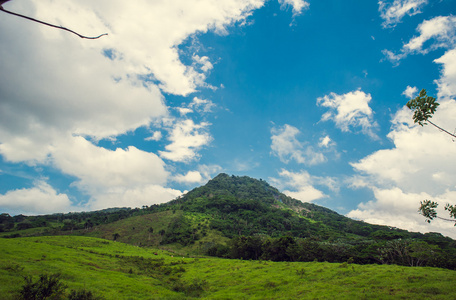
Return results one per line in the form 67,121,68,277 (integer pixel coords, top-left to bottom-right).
68,289,105,300
172,279,208,297
19,273,67,300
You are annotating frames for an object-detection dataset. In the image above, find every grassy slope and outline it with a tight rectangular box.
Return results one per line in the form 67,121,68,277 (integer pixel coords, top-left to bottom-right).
1,236,456,299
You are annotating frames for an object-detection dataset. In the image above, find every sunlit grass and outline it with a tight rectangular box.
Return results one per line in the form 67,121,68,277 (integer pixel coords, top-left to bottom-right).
1,236,455,299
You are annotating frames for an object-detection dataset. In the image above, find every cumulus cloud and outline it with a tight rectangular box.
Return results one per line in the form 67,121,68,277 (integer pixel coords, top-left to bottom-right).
174,171,204,184
0,181,74,215
270,169,338,203
348,99,456,238
53,136,170,193
0,0,267,212
378,0,428,28
145,131,163,142
174,164,221,184
383,16,456,63
159,119,212,163
317,90,379,139
402,85,418,98
434,48,456,100
87,185,183,211
348,188,456,239
351,102,456,192
193,55,214,73
270,125,326,166
318,135,334,148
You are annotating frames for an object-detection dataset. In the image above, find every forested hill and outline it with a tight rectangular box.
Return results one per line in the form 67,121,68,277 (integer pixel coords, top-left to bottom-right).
1,173,456,269
167,173,407,239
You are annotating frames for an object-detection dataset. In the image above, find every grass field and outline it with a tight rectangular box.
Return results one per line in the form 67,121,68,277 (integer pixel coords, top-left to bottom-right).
1,236,455,299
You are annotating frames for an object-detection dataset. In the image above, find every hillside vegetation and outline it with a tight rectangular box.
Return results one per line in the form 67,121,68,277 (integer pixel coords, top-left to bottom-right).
1,236,456,299
1,174,456,270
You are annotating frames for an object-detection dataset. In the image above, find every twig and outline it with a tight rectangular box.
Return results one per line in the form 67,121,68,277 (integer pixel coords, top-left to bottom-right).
0,5,108,39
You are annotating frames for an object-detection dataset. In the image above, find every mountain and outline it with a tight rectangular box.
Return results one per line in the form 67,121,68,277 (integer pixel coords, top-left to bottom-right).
1,173,456,268
167,173,417,239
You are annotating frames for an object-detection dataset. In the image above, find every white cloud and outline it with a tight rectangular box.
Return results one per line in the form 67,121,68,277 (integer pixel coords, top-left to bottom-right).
159,119,212,163
348,99,456,238
0,0,268,212
177,108,194,116
53,136,170,193
434,48,456,100
0,181,74,215
174,171,204,184
145,131,163,142
351,102,456,192
402,85,418,98
317,90,379,139
193,55,214,73
404,16,456,53
318,135,334,148
348,188,456,239
278,0,309,17
270,124,326,165
378,0,428,28
189,97,216,113
50,136,181,210
174,164,222,184
383,16,456,63
270,169,336,203
87,185,183,211
174,96,216,118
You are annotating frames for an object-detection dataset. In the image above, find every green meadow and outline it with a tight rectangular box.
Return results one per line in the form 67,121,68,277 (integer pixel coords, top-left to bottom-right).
1,236,456,299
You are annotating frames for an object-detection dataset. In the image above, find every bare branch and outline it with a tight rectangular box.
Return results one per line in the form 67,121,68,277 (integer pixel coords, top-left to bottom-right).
0,5,108,40
428,120,456,139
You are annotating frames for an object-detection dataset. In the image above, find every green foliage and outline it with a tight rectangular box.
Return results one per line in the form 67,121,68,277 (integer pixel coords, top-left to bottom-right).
406,89,439,126
2,173,456,270
407,89,456,226
67,289,105,300
419,200,439,223
207,234,456,269
445,204,456,221
19,273,67,300
171,278,208,297
419,200,456,225
2,236,456,299
295,268,306,278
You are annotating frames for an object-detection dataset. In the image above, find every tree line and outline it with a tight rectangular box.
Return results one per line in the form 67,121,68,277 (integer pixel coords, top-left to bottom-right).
207,234,456,269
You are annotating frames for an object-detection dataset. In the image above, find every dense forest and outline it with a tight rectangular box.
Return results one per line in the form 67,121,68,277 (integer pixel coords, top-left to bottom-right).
1,173,455,270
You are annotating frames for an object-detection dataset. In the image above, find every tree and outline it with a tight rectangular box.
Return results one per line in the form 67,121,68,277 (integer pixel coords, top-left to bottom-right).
406,89,456,225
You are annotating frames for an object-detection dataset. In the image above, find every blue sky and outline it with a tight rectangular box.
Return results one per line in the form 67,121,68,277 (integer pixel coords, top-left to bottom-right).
1,0,456,238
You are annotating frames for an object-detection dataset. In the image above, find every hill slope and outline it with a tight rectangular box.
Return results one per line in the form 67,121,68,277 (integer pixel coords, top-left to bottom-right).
2,173,456,268
2,236,456,299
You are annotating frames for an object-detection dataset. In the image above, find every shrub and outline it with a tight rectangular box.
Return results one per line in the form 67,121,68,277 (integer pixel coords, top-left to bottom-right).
18,273,67,300
172,279,208,297
68,289,105,300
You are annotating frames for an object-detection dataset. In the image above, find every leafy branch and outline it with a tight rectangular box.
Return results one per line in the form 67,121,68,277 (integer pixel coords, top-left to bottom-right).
419,200,456,225
407,89,456,225
406,89,456,139
0,0,108,39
